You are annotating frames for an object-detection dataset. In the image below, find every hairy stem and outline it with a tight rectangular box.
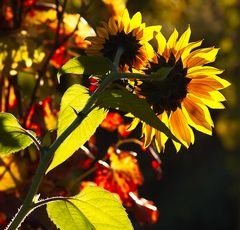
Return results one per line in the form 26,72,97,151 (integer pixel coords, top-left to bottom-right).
6,70,118,230
6,44,125,229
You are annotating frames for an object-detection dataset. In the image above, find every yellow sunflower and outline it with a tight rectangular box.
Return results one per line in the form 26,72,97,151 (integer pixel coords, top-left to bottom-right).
129,26,231,152
86,9,161,70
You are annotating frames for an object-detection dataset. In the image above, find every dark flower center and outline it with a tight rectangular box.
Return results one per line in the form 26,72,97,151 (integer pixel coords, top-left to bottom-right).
136,53,190,114
102,31,141,68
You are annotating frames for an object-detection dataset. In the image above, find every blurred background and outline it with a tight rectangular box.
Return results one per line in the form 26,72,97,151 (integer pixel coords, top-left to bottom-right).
0,0,240,229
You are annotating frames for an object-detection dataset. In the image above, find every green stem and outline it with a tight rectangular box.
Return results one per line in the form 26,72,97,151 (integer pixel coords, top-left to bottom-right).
6,70,117,230
6,149,51,230
6,47,126,229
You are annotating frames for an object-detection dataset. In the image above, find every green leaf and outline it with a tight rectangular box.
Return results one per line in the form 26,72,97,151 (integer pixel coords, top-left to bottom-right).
95,89,178,142
47,186,133,230
0,113,34,155
47,85,107,173
57,56,114,81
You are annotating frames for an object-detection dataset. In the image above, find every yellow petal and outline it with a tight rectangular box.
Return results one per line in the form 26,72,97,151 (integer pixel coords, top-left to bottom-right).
130,12,142,30
186,48,219,68
156,32,167,55
182,98,212,135
175,25,191,52
189,93,225,109
209,91,226,102
182,40,203,64
190,76,230,90
172,140,182,152
169,108,194,148
122,9,130,33
186,94,214,126
187,66,224,76
143,124,155,148
154,111,169,152
141,25,162,43
127,117,140,131
108,17,118,35
167,28,179,49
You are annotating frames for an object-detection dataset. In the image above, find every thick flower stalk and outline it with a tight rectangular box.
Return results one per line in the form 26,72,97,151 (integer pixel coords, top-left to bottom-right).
129,26,231,152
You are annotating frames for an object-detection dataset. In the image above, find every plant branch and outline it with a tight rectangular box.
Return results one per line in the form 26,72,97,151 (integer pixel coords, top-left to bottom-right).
6,43,126,230
6,69,118,229
115,138,143,149
23,1,80,127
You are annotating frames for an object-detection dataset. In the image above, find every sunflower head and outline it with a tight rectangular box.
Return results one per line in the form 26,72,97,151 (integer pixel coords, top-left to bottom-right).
129,26,231,152
86,9,161,70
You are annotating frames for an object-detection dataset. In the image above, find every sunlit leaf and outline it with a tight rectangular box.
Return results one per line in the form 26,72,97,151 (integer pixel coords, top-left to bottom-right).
47,84,107,173
0,113,34,155
57,56,114,82
95,89,178,142
47,186,133,230
0,156,22,191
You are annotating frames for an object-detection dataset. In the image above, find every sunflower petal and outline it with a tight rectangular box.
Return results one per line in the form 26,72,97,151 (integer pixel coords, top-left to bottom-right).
175,25,191,52
154,112,169,152
190,76,230,90
143,124,155,148
182,98,212,135
187,66,224,76
169,108,194,148
108,17,118,35
156,32,167,55
127,117,140,131
130,12,142,30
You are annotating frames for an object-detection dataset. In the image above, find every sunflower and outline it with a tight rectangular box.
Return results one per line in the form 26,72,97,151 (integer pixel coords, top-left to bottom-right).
86,9,161,70
129,26,231,152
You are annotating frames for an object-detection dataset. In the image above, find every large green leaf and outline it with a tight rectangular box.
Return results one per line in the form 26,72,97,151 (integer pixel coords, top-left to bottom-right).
47,186,133,230
0,113,34,155
47,84,107,173
95,89,178,142
57,56,114,81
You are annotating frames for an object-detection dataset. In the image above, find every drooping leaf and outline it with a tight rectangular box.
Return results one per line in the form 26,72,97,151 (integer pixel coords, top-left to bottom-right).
95,89,178,142
57,56,114,81
47,186,133,230
47,84,107,173
0,113,34,155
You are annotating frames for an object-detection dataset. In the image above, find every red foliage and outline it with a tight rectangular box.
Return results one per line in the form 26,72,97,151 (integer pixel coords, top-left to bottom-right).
0,212,7,227
95,146,143,205
25,97,58,136
24,0,38,7
129,192,159,225
101,112,123,132
50,45,70,69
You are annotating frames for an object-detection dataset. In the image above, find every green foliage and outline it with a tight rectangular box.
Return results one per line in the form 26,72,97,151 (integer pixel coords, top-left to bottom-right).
47,84,107,173
96,89,178,142
57,56,114,81
0,113,34,155
47,186,133,230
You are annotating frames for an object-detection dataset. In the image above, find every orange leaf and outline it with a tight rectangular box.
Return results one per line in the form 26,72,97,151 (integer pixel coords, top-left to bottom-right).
95,146,143,204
